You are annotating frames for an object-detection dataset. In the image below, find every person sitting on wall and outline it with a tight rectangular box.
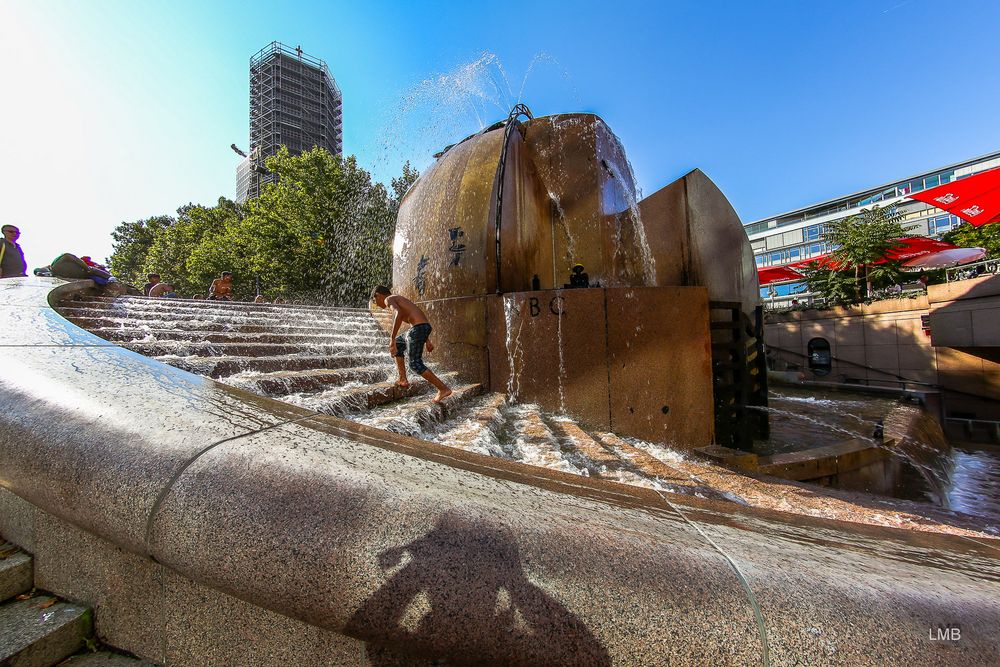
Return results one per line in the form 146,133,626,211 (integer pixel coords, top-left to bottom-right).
371,285,452,403
567,264,589,288
1,224,27,279
143,273,161,296
208,272,234,301
148,282,177,298
49,253,113,283
79,256,108,271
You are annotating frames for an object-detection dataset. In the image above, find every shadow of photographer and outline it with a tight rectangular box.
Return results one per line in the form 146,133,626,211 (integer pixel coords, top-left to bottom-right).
345,512,611,666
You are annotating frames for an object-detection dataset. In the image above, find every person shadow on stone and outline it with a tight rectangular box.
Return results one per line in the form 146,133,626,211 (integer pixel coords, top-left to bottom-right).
345,512,611,666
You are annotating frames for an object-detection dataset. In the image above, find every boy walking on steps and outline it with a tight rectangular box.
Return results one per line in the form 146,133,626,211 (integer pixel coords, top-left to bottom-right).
371,285,452,403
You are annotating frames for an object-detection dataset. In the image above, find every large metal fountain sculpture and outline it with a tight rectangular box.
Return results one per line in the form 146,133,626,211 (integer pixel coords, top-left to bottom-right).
390,106,766,449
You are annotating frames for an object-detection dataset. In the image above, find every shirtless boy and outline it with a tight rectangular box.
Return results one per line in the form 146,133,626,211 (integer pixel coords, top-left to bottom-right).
208,272,233,301
371,285,452,403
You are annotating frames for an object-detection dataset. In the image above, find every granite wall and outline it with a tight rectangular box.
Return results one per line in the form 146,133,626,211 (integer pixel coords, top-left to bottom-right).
2,278,999,666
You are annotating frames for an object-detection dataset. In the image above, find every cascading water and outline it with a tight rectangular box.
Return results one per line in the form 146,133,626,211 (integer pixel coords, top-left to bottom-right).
502,294,524,401
58,294,999,536
761,389,960,511
555,290,567,413
602,156,658,287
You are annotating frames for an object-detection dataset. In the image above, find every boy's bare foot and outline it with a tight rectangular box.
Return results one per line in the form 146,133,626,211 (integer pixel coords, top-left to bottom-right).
426,340,434,353
395,380,410,389
432,388,453,403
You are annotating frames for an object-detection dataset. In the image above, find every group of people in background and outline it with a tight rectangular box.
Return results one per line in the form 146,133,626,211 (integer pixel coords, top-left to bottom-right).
3,223,452,403
2,225,113,287
142,270,288,304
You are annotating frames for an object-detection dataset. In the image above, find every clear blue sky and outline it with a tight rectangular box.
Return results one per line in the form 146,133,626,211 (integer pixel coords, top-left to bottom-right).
2,0,999,269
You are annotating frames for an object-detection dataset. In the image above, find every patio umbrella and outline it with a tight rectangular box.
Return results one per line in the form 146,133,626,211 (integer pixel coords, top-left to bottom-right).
908,167,1000,227
784,237,957,271
757,265,804,285
901,247,987,271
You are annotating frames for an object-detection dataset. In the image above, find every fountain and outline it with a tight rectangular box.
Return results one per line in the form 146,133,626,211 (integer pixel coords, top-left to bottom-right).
389,107,764,449
1,106,999,664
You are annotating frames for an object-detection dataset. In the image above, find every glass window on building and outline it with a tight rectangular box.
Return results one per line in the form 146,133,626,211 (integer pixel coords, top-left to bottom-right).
760,282,806,299
929,214,961,236
804,223,824,241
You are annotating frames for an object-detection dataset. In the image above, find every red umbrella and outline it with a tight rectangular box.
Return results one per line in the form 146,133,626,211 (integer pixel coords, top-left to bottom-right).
908,167,1000,227
758,265,805,285
784,237,956,271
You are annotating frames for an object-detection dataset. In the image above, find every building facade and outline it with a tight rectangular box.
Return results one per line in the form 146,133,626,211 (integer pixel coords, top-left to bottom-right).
746,150,1000,307
237,42,343,203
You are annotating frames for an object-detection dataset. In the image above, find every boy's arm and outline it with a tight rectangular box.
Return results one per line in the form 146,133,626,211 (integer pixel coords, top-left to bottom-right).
387,298,403,354
386,297,405,337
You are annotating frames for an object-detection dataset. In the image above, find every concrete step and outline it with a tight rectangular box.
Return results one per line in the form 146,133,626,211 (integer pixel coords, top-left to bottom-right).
90,327,381,346
593,432,730,500
0,541,33,604
161,353,387,379
0,594,91,667
59,651,158,666
63,316,372,337
303,379,434,417
358,382,484,436
59,301,381,327
432,393,509,456
58,310,381,336
549,420,624,473
504,405,582,474
73,295,374,318
224,366,390,397
125,340,381,358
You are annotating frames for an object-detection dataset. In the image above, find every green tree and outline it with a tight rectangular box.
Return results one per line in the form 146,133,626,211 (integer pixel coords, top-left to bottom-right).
825,205,913,299
106,149,414,305
390,161,420,210
243,147,401,305
942,221,1000,259
107,215,174,286
801,263,858,306
143,198,244,297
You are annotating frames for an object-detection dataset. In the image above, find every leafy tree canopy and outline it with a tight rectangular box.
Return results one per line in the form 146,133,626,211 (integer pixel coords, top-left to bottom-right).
107,215,174,285
107,148,416,305
818,205,914,301
942,221,1000,259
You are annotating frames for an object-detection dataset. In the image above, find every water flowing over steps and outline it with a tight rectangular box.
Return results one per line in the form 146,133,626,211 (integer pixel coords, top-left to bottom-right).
55,295,718,495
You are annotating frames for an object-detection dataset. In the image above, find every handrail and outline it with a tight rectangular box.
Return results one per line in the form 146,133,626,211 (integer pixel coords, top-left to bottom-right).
945,256,1000,282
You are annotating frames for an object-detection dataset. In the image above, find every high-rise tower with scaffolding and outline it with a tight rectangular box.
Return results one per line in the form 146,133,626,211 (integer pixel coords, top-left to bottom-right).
237,42,343,203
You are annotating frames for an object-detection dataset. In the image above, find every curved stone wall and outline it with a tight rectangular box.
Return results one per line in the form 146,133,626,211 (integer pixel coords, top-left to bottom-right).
1,277,999,665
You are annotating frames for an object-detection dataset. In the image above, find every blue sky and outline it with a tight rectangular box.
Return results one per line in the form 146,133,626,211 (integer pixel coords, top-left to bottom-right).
2,0,999,268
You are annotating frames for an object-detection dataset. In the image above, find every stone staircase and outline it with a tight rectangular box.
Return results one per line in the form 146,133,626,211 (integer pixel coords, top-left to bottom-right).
55,295,723,496
0,536,90,666
0,537,155,667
